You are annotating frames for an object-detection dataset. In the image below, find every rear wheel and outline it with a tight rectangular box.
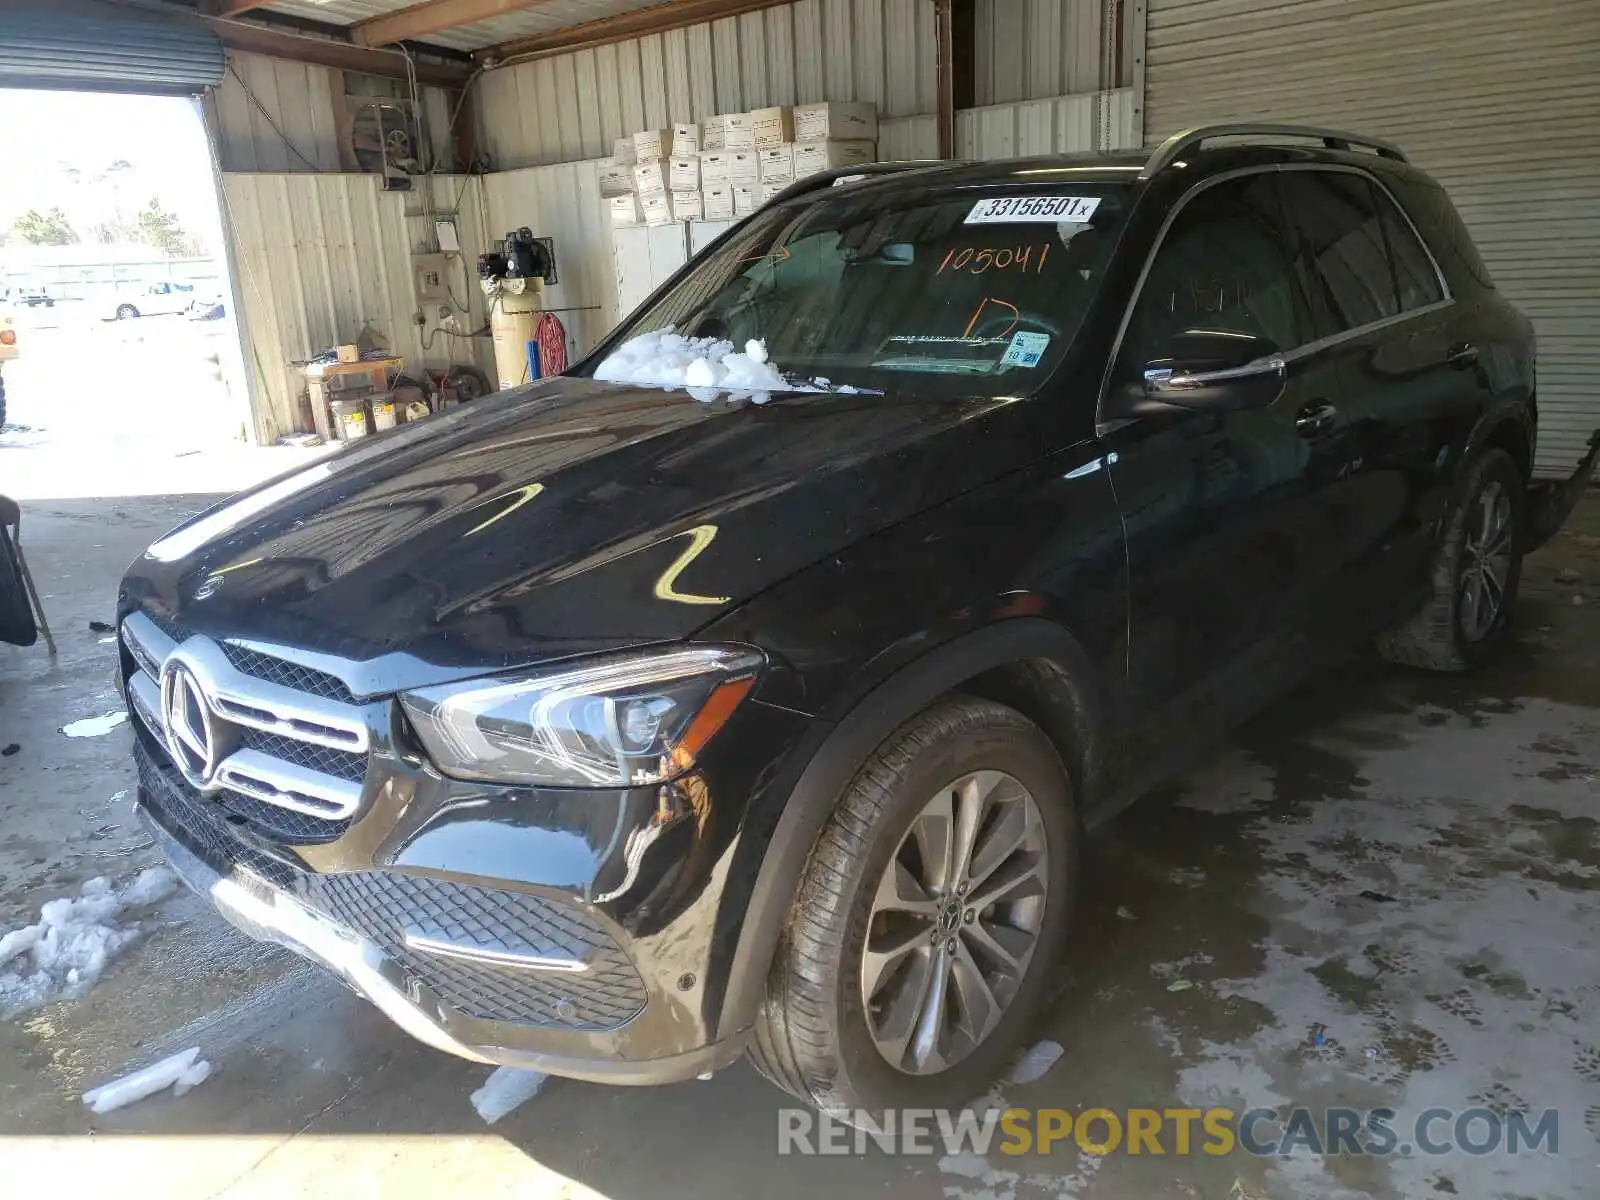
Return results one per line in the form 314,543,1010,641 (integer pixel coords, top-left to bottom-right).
115,304,138,320
1377,447,1525,671
749,695,1076,1116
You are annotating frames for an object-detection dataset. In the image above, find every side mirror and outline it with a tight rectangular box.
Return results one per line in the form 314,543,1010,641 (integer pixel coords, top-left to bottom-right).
1131,329,1287,416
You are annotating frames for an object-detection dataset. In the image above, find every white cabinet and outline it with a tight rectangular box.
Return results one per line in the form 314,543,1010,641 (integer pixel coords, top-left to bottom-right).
611,220,738,322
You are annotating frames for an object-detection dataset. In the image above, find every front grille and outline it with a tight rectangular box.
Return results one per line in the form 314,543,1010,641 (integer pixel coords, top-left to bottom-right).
123,610,370,841
137,742,301,889
304,873,648,1030
238,728,367,783
220,643,358,703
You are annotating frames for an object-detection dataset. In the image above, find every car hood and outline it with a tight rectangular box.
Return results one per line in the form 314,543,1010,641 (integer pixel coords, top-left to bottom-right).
121,377,1040,687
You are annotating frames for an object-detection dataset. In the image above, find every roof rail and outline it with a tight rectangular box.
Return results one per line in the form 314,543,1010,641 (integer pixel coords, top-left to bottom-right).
1140,124,1408,180
763,160,952,207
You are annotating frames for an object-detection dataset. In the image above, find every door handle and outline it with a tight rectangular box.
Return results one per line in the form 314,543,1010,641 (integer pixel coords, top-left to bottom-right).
1447,342,1480,370
1295,400,1338,437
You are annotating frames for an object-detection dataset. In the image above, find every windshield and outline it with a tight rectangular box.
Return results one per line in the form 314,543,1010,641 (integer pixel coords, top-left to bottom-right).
585,179,1131,395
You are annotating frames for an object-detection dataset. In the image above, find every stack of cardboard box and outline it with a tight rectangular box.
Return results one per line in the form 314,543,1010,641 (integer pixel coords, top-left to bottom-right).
607,102,880,228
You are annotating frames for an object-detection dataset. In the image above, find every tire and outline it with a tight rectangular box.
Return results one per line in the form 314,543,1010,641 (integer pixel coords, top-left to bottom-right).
749,695,1077,1117
0,371,7,429
116,304,139,320
1376,447,1525,672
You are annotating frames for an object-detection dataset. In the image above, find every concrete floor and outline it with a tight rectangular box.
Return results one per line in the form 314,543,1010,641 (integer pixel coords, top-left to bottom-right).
1,436,1596,1197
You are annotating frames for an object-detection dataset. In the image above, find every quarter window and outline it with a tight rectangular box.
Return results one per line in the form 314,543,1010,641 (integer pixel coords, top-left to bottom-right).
1381,193,1446,312
1117,172,1305,382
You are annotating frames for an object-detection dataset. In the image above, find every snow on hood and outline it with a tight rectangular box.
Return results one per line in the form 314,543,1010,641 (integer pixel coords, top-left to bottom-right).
593,329,798,404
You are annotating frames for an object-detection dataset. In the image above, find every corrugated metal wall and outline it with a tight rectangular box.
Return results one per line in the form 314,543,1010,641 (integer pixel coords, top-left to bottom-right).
973,0,1117,106
1146,0,1600,476
959,87,1136,157
212,50,459,173
475,0,939,169
221,172,494,442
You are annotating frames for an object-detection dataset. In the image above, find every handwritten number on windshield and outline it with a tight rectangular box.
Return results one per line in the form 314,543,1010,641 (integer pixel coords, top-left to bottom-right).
937,244,1051,277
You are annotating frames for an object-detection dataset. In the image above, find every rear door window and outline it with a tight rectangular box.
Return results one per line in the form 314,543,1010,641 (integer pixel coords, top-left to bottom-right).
1281,172,1400,337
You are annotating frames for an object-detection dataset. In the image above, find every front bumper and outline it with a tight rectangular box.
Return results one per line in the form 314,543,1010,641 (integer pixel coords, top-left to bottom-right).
138,799,747,1084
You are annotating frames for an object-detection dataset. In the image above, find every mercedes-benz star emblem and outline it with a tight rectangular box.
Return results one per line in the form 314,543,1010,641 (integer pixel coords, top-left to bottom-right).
160,661,222,787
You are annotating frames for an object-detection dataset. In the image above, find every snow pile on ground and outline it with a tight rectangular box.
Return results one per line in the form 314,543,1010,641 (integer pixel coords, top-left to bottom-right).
62,709,129,738
0,867,178,1017
83,1046,212,1115
470,1066,547,1124
593,329,793,402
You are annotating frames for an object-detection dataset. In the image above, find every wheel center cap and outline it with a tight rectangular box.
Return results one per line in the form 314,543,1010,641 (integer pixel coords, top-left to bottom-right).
938,904,962,934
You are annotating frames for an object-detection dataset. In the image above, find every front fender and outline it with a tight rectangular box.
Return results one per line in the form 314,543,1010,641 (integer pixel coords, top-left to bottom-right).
710,617,1105,1044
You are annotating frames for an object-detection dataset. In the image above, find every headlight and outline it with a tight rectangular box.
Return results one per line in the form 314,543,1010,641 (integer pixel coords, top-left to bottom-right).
399,646,762,788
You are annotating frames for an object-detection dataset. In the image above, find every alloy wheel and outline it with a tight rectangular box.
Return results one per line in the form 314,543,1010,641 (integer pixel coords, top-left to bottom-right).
861,769,1049,1075
1459,480,1514,642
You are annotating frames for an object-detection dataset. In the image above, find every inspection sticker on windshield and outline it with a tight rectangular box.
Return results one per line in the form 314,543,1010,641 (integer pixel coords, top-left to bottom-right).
965,196,1101,224
1000,331,1051,368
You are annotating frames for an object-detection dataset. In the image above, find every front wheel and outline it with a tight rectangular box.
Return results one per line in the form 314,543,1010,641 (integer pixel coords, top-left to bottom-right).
115,304,138,320
749,695,1077,1116
1377,447,1525,671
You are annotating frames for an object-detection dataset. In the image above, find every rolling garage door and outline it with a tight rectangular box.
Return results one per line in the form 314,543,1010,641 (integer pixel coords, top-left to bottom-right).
0,0,225,96
1144,0,1599,477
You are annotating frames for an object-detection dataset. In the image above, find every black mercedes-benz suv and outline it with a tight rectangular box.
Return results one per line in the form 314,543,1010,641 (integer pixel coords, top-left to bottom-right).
122,124,1595,1114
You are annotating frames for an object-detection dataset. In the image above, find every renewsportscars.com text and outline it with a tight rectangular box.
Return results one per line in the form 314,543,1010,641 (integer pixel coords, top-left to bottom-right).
777,1106,1559,1159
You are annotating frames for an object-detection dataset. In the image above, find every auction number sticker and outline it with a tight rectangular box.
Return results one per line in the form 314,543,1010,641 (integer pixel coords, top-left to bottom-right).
965,196,1101,224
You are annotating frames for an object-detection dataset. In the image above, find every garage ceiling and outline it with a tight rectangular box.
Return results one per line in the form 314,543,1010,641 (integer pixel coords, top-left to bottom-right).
228,0,678,52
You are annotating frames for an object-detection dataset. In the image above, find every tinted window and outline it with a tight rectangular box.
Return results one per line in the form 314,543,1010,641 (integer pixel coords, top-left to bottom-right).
1387,174,1493,289
598,184,1130,395
1118,172,1303,378
1377,191,1445,311
1282,172,1399,336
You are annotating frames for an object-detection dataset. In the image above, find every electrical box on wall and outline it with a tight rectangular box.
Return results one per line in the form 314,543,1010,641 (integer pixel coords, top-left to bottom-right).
413,253,451,304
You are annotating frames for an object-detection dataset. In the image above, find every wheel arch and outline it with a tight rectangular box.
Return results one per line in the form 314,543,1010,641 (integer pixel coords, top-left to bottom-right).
714,617,1108,1043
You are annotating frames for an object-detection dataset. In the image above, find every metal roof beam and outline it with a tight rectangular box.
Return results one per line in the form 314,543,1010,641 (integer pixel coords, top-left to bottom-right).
476,0,792,64
351,0,559,48
201,16,475,84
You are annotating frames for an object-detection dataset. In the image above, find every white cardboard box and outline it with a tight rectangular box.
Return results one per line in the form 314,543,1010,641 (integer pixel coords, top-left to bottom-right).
793,101,878,142
757,144,795,183
671,189,704,221
703,184,735,220
609,194,643,226
671,122,700,154
668,156,701,191
749,106,793,148
792,139,877,178
612,136,637,165
598,158,635,197
721,113,756,149
633,158,668,194
733,185,759,216
758,181,789,203
699,150,732,183
632,128,675,160
727,150,761,184
701,115,730,151
640,192,678,226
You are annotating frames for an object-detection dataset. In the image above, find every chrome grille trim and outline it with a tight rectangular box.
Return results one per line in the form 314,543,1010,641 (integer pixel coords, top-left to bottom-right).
171,639,368,753
216,749,362,819
127,669,163,735
123,611,176,679
122,610,370,828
